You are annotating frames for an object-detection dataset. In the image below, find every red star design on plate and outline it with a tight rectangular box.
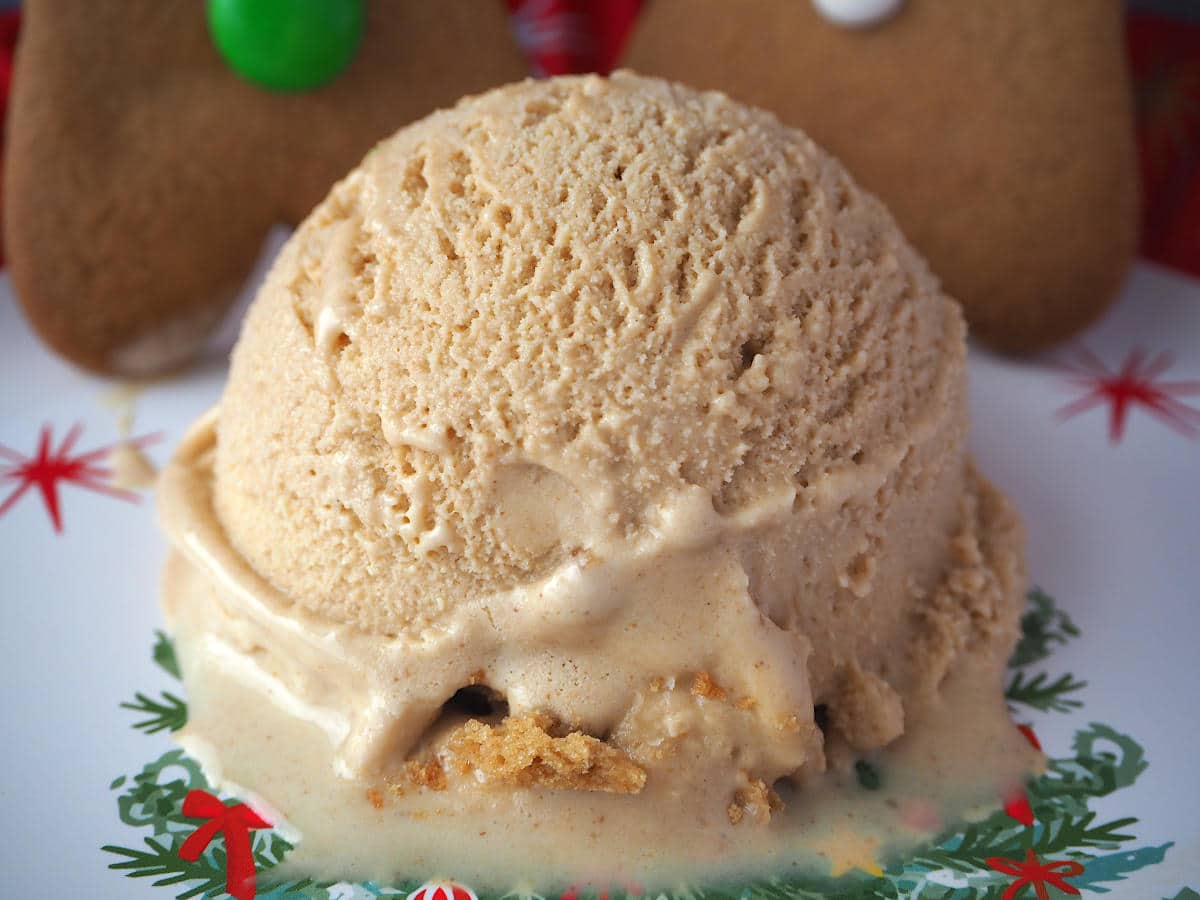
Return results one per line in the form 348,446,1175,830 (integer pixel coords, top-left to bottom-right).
1056,346,1200,443
0,422,162,534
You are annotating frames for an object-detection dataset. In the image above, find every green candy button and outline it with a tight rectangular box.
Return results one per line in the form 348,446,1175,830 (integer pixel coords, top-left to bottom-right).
207,0,365,92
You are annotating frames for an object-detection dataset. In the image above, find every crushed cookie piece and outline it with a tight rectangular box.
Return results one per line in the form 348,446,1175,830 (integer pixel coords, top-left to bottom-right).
831,663,905,751
448,714,646,794
405,758,448,791
691,671,727,701
728,777,783,825
366,787,385,810
735,696,758,711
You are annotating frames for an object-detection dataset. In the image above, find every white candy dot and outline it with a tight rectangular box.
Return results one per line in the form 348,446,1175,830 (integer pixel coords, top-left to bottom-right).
811,0,904,28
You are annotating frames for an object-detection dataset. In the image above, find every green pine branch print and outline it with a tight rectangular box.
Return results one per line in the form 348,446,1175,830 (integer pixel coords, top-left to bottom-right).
1006,588,1087,715
1006,670,1087,713
104,830,324,900
103,835,228,899
121,690,188,734
1010,587,1080,668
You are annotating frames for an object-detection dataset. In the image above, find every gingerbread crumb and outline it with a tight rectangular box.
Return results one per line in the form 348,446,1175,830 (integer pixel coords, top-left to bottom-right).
691,671,727,701
404,758,448,792
366,787,385,810
727,777,783,825
447,714,646,794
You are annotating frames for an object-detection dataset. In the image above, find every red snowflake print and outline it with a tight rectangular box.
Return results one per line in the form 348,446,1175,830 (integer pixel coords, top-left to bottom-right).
987,848,1084,900
1056,346,1200,442
408,881,479,900
0,422,162,534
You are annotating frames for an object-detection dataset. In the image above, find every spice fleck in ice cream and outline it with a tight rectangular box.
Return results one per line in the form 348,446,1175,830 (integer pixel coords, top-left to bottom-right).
159,72,1036,888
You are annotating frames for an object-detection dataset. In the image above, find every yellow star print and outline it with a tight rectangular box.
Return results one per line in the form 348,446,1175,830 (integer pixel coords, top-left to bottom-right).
811,828,885,878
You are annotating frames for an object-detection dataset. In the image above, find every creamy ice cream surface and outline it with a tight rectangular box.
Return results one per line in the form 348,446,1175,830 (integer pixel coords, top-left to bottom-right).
159,72,1036,888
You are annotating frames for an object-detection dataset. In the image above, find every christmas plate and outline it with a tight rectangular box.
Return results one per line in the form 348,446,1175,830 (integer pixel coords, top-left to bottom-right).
1,250,1198,900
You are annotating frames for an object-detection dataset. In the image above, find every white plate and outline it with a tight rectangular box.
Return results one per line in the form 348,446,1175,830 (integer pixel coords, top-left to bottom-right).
1,254,1197,899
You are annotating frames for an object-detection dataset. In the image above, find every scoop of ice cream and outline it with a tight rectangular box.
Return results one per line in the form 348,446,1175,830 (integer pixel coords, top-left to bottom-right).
162,73,1025,828
215,71,966,638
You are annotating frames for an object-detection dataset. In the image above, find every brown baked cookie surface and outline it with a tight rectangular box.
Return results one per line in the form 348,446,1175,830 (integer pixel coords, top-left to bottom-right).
623,0,1139,352
4,0,528,374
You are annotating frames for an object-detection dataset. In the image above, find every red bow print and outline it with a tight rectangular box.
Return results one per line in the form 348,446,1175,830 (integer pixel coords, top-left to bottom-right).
178,789,271,900
986,848,1084,900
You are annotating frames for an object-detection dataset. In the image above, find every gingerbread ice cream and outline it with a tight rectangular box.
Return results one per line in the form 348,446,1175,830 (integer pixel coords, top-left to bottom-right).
158,73,1034,887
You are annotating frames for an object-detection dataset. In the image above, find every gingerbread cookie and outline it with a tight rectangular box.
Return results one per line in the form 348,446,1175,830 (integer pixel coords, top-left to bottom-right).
623,0,1139,352
4,0,528,374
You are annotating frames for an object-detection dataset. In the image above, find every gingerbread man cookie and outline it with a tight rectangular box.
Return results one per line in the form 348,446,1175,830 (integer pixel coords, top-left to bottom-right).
4,0,528,374
624,0,1139,352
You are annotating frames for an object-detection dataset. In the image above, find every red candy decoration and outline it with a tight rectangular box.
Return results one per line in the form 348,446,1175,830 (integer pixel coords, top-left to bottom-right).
0,9,21,265
507,0,641,77
1129,13,1200,278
